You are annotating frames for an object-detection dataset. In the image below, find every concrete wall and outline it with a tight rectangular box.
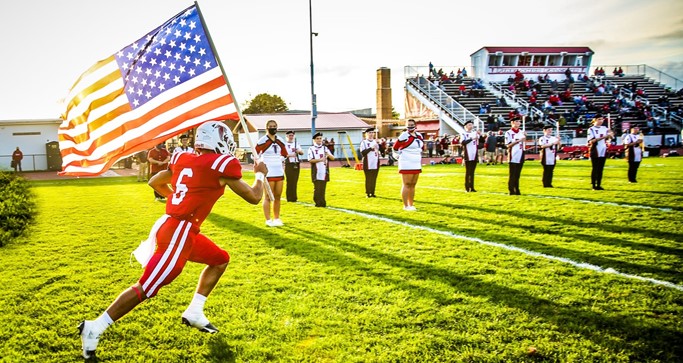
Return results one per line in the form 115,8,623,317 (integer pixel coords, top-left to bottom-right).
0,119,61,171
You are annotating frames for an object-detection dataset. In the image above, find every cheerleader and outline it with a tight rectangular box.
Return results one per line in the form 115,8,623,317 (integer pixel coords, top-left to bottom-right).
255,119,288,226
393,119,424,210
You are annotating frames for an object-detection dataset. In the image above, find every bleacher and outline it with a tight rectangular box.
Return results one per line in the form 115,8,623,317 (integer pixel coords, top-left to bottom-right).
492,74,682,135
434,77,516,127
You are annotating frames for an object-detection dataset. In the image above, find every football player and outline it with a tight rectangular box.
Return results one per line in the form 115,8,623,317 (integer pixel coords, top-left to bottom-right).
79,121,268,359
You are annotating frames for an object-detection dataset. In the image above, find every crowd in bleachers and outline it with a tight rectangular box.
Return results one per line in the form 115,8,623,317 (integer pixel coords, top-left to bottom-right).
413,63,682,145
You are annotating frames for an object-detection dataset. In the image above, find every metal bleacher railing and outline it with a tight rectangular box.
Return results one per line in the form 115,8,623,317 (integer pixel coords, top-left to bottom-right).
405,75,484,131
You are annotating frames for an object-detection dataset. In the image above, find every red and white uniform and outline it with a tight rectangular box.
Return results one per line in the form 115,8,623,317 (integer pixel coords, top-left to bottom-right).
138,152,241,297
538,135,559,166
623,133,642,162
307,144,332,181
360,139,380,170
461,130,479,162
587,126,609,158
255,135,288,181
505,128,525,163
394,131,424,174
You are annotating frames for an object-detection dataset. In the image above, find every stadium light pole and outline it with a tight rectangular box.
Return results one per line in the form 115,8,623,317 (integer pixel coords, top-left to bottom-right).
309,0,318,135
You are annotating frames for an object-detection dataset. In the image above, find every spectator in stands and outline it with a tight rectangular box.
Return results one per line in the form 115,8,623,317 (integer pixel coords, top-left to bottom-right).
497,114,506,129
514,69,524,83
497,96,508,107
429,61,435,77
427,136,435,158
461,68,468,78
458,84,467,96
486,113,496,131
558,114,567,129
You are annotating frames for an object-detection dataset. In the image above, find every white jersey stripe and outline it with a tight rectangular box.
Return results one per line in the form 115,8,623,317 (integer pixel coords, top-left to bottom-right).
211,154,229,170
147,221,192,296
142,220,186,293
217,156,235,173
170,151,183,165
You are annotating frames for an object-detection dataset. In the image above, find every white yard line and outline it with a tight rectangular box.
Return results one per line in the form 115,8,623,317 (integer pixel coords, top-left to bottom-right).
322,205,683,292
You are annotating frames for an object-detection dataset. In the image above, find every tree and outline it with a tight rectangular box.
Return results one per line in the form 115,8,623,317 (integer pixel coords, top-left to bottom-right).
243,93,289,114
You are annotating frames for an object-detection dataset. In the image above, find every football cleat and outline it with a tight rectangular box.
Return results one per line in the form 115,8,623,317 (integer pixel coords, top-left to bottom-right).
78,321,99,359
181,311,219,334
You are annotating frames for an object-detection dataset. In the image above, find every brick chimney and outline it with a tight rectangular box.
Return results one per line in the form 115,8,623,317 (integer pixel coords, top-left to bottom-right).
376,67,392,136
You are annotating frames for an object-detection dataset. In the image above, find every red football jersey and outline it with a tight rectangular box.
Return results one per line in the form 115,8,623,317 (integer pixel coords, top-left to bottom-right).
166,152,242,227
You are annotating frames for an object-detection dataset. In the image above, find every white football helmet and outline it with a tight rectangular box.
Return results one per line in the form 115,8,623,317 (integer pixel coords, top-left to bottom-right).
194,121,236,155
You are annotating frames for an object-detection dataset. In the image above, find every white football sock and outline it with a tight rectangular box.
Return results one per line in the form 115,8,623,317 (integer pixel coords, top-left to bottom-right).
93,312,114,335
186,293,207,314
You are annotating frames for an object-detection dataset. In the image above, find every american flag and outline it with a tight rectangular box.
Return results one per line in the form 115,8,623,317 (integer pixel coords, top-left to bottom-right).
59,4,237,176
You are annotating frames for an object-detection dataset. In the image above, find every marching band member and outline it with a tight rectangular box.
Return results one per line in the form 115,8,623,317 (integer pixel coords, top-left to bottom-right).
360,128,381,197
460,120,479,192
505,118,526,195
538,125,561,188
622,125,643,183
586,114,614,190
308,132,335,207
284,130,304,202
255,119,289,226
393,119,424,210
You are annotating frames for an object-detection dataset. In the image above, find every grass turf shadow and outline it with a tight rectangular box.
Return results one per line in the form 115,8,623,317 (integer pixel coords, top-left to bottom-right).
206,212,682,362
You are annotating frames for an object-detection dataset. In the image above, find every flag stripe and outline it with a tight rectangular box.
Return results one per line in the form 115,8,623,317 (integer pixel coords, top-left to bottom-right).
59,78,232,162
61,95,234,168
59,72,228,149
64,56,119,116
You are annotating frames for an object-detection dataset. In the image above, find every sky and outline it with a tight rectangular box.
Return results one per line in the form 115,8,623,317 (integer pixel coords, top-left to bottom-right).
1,0,682,121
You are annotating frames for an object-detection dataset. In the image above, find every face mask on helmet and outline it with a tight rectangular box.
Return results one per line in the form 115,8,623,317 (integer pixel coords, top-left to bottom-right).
194,121,236,155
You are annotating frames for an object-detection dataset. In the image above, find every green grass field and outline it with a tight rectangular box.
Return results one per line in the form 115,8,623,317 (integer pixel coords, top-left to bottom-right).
1,157,682,362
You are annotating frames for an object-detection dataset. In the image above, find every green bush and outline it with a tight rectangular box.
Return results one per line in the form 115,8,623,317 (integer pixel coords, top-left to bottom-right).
0,171,36,247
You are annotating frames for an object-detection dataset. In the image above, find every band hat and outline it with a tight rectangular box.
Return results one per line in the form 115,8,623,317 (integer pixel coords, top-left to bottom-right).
312,132,323,139
365,127,377,133
464,120,473,125
543,125,553,130
285,130,295,135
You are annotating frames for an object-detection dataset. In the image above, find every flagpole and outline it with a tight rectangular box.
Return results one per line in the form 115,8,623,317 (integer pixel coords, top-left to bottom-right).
195,2,274,200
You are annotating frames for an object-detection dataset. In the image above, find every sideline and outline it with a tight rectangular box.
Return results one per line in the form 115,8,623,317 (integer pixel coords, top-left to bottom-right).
321,205,683,292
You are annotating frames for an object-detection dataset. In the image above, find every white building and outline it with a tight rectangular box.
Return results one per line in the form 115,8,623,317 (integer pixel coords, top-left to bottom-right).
470,46,594,83
242,112,371,160
0,119,61,171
